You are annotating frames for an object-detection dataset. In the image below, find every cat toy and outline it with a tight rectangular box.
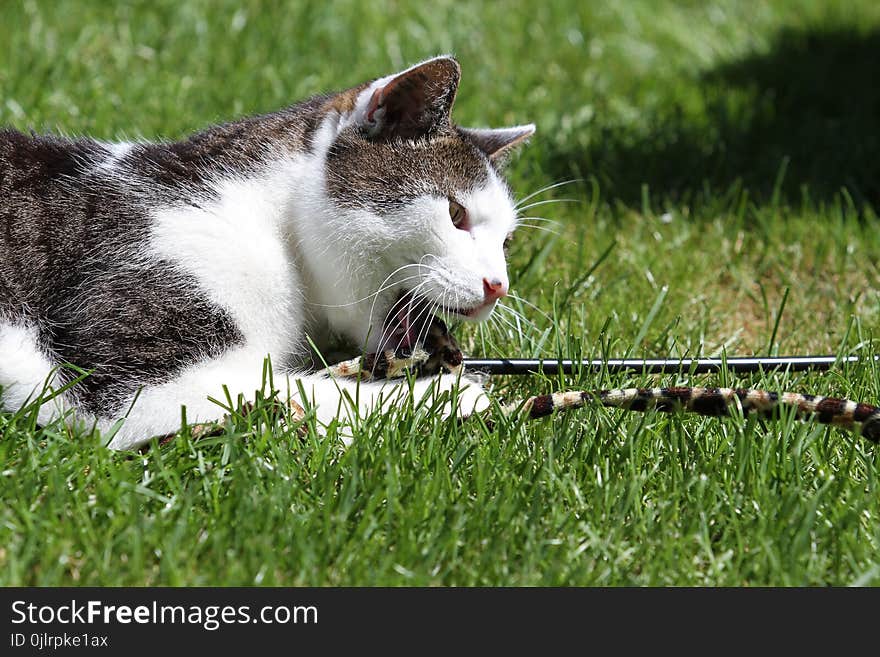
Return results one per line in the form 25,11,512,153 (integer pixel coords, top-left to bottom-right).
322,317,880,443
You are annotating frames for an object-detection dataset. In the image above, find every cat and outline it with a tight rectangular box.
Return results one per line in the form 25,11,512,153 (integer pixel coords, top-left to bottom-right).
0,55,535,450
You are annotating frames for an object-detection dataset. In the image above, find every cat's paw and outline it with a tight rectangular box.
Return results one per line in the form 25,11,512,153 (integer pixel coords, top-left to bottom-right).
452,375,491,418
419,372,490,419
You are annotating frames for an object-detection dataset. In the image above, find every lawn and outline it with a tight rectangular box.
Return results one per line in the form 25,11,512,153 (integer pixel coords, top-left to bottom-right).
1,0,879,585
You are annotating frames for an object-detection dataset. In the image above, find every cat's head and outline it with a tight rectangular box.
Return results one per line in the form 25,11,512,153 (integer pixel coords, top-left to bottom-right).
314,56,533,353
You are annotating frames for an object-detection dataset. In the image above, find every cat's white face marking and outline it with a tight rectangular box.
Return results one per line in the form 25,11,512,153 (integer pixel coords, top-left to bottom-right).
286,56,533,353
307,137,517,352
381,170,516,318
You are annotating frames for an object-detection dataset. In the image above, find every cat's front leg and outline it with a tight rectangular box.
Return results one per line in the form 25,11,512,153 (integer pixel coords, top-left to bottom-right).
411,371,490,419
110,358,487,450
297,370,490,430
147,395,308,450
100,348,300,450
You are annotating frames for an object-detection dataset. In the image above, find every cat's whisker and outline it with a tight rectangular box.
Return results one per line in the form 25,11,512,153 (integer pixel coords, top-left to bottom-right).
494,305,537,337
495,300,532,321
495,310,520,336
489,314,521,348
374,291,419,350
515,198,581,213
506,292,554,323
328,262,425,310
493,303,525,328
366,266,431,337
514,179,582,209
372,280,434,359
516,223,562,237
390,296,438,374
515,215,562,224
375,292,422,350
478,317,489,357
489,308,524,342
312,272,423,309
483,313,504,341
412,300,439,358
367,275,422,322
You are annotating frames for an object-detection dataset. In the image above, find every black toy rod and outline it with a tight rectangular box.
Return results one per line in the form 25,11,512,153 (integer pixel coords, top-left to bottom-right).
463,355,879,376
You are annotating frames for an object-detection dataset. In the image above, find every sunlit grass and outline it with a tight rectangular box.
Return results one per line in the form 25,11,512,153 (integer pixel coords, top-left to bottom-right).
1,0,879,585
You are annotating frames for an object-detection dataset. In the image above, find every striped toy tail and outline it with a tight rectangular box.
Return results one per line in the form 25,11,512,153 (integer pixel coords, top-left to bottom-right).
505,387,880,443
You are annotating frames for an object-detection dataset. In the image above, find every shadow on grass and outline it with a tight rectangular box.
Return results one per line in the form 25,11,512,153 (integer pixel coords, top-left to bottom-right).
548,27,880,211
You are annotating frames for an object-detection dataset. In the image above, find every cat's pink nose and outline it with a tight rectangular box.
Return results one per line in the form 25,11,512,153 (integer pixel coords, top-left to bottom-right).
483,277,508,301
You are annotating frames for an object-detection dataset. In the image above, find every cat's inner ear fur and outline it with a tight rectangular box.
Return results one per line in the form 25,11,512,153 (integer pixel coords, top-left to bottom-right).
458,124,536,161
352,56,461,140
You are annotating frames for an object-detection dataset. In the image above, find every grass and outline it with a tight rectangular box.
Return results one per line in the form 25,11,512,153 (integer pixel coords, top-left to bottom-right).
2,0,880,585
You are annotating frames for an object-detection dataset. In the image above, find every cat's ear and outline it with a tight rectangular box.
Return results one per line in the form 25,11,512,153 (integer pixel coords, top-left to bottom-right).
459,124,536,161
347,56,461,140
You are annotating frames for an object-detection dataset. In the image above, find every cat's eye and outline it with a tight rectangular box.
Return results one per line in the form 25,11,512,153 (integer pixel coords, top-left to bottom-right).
449,199,469,231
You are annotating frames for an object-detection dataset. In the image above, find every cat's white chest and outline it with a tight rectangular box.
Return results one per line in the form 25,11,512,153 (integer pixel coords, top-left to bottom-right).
146,163,305,358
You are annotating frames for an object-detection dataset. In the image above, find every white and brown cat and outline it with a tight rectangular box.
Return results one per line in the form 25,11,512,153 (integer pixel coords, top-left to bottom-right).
0,56,535,449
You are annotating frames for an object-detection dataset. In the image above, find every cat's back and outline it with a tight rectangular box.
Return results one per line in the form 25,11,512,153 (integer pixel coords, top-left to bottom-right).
0,130,106,314
0,128,103,209
0,127,96,172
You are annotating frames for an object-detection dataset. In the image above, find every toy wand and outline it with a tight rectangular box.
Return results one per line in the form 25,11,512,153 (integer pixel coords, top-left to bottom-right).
461,355,879,375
